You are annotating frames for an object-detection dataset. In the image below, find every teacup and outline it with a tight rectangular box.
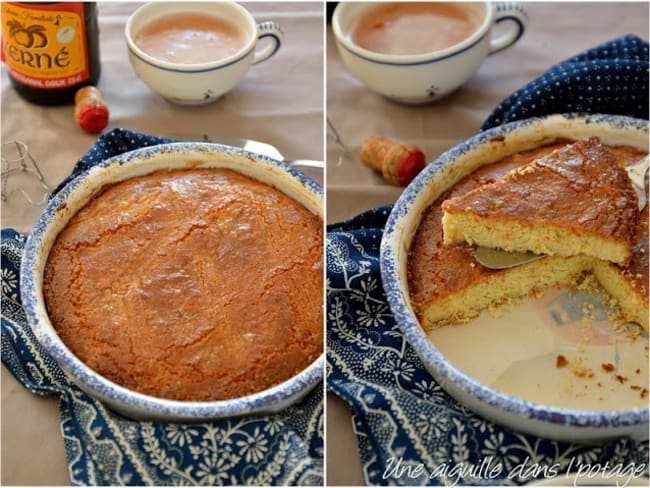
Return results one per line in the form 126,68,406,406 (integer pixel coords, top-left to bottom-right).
125,2,283,105
332,2,528,104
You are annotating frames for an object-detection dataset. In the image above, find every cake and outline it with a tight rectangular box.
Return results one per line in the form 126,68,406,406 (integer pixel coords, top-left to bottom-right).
593,175,649,331
441,138,639,264
43,168,323,402
408,140,648,331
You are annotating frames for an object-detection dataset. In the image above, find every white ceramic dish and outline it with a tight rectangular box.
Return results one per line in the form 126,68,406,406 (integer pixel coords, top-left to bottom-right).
20,143,323,421
380,113,649,442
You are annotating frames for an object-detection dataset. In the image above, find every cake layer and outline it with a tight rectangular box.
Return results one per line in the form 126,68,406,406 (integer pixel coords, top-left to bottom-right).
420,255,591,329
442,213,629,262
441,138,638,264
595,260,649,331
593,185,649,331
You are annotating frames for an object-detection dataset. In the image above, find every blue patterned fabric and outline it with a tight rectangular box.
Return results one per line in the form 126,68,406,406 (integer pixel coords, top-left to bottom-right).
482,35,649,129
51,128,174,195
1,129,323,486
327,207,648,485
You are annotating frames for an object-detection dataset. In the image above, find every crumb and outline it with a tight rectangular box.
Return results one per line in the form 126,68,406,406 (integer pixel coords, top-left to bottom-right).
576,273,599,292
636,368,641,374
516,165,536,176
597,382,602,387
615,375,628,384
642,388,648,399
614,323,627,334
627,326,641,341
631,385,642,391
581,302,596,320
601,362,615,373
556,354,569,368
567,356,594,378
574,367,594,378
488,303,505,319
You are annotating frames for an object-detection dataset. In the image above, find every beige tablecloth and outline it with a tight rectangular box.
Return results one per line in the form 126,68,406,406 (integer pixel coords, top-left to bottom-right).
1,2,323,485
325,2,648,485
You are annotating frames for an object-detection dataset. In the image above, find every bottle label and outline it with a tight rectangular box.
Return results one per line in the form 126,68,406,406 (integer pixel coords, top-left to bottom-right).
1,2,89,90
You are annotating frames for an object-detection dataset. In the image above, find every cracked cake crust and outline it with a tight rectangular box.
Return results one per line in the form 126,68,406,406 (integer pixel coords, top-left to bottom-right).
43,168,324,401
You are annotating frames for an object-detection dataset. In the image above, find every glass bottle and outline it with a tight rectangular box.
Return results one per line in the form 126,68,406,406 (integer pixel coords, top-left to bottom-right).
1,2,101,105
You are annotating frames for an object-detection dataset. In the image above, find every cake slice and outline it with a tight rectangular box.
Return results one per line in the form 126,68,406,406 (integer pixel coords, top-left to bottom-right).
408,145,593,331
593,182,649,331
441,138,639,264
416,254,592,328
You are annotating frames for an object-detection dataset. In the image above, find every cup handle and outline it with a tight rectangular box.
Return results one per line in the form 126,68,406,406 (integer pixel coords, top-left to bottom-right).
253,21,284,64
489,2,528,55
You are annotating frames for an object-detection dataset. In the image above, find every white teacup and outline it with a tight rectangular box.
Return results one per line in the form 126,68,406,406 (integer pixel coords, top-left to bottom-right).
332,2,528,104
125,2,283,105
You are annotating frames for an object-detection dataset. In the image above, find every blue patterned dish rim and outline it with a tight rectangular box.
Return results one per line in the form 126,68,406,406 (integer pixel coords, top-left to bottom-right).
20,142,324,420
380,113,649,432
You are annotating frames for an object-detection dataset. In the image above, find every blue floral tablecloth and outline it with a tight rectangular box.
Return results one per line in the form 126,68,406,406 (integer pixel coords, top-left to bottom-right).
1,129,323,486
327,34,650,486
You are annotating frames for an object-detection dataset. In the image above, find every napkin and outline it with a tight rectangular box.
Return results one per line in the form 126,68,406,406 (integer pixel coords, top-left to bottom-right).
1,129,323,486
482,34,649,129
327,35,650,486
327,207,648,486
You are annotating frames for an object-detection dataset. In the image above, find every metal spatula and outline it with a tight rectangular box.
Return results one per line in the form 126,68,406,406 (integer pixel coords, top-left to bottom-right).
474,155,649,270
169,133,324,169
166,133,324,187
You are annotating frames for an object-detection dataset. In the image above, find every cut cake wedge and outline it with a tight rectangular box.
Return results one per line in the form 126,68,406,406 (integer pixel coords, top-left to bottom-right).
441,138,639,264
594,182,649,331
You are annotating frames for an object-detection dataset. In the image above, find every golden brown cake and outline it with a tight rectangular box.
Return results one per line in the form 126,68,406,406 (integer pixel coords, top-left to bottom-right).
409,141,648,331
441,138,639,264
594,172,649,331
43,168,323,401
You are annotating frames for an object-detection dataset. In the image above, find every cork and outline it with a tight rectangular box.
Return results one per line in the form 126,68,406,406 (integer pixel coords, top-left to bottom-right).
75,86,109,134
360,135,426,186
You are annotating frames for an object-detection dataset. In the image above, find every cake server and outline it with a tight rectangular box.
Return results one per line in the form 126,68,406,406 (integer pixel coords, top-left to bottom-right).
167,133,324,185
474,155,648,270
627,154,649,210
168,133,323,167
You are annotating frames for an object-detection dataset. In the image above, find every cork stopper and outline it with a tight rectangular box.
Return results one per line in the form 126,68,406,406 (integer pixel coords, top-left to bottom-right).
74,86,109,134
360,135,426,186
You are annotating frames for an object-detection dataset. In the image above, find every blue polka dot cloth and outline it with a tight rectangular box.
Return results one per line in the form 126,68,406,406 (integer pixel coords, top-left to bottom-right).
51,128,174,195
482,34,649,129
2,128,323,486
